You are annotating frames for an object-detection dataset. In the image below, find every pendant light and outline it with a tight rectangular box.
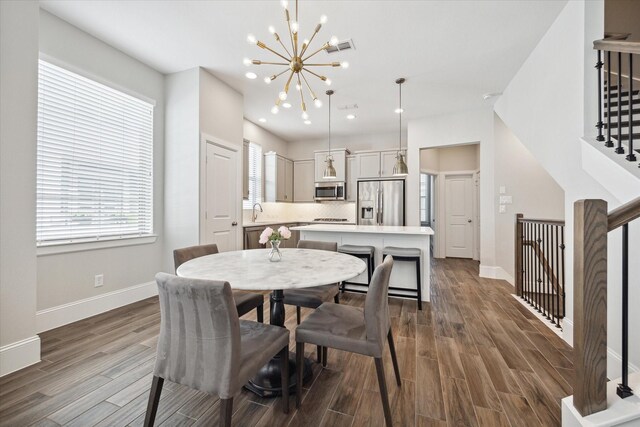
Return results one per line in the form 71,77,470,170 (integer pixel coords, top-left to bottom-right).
323,89,337,179
393,78,409,176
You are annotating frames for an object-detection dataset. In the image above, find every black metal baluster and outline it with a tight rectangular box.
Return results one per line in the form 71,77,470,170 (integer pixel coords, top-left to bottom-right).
545,224,551,320
526,222,531,305
617,224,633,398
536,223,541,312
606,51,614,147
555,225,561,327
560,227,566,321
627,54,637,162
616,52,625,154
596,50,605,141
550,225,557,325
523,221,528,303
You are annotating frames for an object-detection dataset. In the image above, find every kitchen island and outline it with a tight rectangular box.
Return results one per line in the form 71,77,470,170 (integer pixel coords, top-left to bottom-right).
291,224,434,302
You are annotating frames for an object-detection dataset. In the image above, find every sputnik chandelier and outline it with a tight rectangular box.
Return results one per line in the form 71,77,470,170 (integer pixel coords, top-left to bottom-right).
245,0,348,122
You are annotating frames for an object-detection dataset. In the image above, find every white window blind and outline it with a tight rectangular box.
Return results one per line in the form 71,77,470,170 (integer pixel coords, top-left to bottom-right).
243,142,262,209
36,60,154,245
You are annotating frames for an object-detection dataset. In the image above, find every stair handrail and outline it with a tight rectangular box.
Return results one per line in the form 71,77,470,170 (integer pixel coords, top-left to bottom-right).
608,196,640,231
594,33,640,55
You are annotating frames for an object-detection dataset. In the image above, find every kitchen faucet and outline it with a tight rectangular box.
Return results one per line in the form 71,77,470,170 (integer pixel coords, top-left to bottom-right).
252,203,263,222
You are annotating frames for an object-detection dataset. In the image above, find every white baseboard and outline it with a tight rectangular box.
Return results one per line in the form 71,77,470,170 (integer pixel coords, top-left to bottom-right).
0,336,41,377
479,265,514,285
36,281,158,333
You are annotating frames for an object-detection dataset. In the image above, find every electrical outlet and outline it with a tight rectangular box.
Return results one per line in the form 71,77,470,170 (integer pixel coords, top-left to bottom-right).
499,205,507,214
94,274,104,287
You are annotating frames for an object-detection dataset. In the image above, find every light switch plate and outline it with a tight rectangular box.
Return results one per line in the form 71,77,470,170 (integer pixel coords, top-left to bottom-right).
499,186,506,194
499,205,507,213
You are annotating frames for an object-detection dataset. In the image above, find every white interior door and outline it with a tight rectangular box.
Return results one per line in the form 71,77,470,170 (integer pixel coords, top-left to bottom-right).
205,142,239,252
445,174,474,258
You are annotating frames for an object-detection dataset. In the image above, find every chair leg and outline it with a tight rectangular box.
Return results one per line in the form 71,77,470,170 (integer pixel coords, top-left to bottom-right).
257,303,264,323
416,259,422,311
374,357,393,427
334,293,340,304
143,376,164,427
280,345,289,414
317,345,322,363
296,342,304,408
296,306,301,325
387,330,402,386
322,347,328,368
219,397,233,427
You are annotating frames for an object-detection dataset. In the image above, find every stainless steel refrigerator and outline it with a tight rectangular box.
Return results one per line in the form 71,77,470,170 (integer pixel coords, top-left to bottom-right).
357,179,405,226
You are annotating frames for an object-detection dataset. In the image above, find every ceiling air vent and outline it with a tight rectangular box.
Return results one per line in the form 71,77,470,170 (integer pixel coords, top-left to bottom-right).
326,39,355,54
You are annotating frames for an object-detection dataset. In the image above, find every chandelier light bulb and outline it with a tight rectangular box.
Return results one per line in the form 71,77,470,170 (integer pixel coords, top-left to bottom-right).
247,34,257,44
314,99,322,108
291,21,299,34
325,78,332,86
329,36,339,46
243,57,252,66
296,83,302,91
271,106,279,114
341,61,349,69
282,102,292,108
302,112,309,120
268,25,276,34
264,77,271,84
278,91,288,101
320,15,328,24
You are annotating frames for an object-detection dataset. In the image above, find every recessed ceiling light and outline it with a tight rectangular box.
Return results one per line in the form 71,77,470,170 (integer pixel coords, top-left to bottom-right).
346,114,356,120
245,72,257,79
304,120,311,125
282,102,292,109
394,108,404,114
259,118,267,123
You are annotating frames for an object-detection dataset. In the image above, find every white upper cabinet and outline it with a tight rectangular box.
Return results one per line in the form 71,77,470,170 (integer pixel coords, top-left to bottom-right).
346,155,357,202
293,159,315,202
314,149,348,182
356,149,406,178
380,150,400,177
265,152,294,203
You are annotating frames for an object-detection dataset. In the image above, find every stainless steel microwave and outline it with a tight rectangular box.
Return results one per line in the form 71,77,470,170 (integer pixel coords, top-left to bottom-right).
314,181,346,201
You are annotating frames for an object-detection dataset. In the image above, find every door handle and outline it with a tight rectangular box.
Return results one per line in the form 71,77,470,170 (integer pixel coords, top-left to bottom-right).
232,221,238,226
467,219,472,223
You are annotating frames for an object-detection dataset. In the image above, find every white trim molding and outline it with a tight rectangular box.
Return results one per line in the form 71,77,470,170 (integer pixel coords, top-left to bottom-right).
36,281,158,333
0,336,41,377
479,264,514,285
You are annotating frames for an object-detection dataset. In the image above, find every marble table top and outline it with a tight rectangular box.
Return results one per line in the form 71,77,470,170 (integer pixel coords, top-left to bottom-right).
176,248,367,291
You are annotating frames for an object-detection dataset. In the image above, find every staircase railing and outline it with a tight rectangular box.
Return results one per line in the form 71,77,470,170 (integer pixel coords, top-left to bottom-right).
573,196,640,416
593,34,639,167
515,214,565,328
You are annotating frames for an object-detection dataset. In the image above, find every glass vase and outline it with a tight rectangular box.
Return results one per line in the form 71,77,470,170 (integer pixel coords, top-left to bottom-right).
269,240,282,262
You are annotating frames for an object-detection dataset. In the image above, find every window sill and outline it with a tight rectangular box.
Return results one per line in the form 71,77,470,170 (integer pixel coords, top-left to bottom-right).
37,234,158,256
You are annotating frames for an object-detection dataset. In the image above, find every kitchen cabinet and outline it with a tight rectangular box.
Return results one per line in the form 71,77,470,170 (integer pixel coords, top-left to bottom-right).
293,159,314,202
356,149,406,178
346,155,357,202
242,139,249,199
243,222,301,249
264,152,294,202
314,149,349,182
244,227,266,250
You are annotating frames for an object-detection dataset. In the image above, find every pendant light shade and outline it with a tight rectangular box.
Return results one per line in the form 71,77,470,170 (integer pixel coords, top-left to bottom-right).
393,78,408,176
323,90,337,179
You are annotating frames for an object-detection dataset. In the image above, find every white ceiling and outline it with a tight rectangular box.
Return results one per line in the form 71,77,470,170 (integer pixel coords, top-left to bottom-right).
39,0,567,142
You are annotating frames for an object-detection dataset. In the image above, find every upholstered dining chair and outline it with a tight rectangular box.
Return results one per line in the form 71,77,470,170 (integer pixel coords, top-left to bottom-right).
144,273,289,427
294,256,401,427
283,240,340,365
174,243,265,322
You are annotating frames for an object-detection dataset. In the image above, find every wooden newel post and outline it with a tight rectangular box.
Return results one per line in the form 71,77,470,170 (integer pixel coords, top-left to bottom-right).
515,213,524,296
573,199,608,416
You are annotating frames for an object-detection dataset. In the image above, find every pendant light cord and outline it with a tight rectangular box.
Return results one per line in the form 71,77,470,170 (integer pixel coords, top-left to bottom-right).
399,81,402,152
328,92,331,154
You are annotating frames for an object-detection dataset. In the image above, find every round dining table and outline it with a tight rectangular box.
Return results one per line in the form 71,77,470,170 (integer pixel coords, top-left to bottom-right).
176,247,366,397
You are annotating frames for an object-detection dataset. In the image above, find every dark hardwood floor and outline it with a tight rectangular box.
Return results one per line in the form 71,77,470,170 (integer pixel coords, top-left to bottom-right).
0,258,573,426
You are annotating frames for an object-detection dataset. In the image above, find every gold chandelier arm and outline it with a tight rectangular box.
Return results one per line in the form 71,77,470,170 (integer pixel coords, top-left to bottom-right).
285,9,296,59
304,62,341,67
273,33,292,58
300,24,321,57
300,71,317,100
302,42,330,62
268,68,291,82
253,60,289,66
303,68,328,82
298,74,307,111
284,70,295,93
257,40,290,62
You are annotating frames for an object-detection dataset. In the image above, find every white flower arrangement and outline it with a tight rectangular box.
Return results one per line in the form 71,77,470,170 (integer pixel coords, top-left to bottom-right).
259,225,292,245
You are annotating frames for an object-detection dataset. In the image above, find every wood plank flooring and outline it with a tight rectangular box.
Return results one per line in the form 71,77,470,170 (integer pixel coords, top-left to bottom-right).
0,258,574,426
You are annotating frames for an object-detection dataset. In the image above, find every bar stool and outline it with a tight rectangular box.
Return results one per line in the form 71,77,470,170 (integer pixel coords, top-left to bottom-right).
338,245,376,291
381,246,423,310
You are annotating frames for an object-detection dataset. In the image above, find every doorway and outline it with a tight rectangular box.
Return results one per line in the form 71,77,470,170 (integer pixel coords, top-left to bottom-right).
445,174,474,258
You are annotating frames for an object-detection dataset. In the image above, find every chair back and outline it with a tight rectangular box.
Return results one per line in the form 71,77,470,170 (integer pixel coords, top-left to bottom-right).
297,240,337,252
364,255,394,357
173,243,219,272
153,272,241,398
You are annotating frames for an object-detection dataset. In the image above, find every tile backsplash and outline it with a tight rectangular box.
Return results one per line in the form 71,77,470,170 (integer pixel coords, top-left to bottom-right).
243,202,356,224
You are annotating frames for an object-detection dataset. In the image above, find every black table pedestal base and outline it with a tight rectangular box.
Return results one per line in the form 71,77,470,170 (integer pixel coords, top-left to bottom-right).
245,351,313,397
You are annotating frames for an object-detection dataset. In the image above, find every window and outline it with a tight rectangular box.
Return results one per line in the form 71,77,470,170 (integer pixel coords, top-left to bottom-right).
243,142,262,209
420,173,434,227
36,60,154,246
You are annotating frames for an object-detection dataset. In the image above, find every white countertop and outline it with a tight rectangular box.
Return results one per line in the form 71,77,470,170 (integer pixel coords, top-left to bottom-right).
291,224,434,235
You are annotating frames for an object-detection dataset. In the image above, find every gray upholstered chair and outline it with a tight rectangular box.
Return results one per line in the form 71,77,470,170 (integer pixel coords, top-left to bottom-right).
294,256,401,426
144,273,289,427
283,240,340,365
174,243,265,322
